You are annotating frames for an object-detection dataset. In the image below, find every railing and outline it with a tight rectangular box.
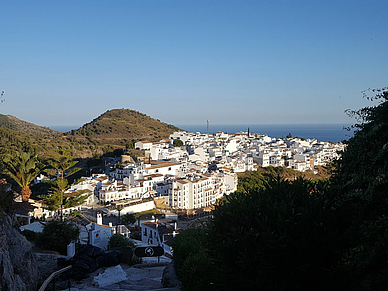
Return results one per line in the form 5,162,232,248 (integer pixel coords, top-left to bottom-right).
38,265,72,291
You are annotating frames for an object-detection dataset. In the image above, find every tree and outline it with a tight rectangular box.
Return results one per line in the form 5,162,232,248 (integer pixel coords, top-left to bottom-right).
116,205,123,223
173,139,184,147
108,233,135,248
45,145,81,181
40,179,90,215
3,151,44,201
36,220,80,255
208,177,332,291
172,228,214,291
286,132,292,139
44,146,81,220
121,213,136,225
327,87,388,289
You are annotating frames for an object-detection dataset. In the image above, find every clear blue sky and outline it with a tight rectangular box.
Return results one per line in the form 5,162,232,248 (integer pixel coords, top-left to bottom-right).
1,0,387,128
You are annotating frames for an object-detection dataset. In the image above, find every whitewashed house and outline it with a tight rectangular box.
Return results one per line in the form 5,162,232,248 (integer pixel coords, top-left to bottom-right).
135,141,153,150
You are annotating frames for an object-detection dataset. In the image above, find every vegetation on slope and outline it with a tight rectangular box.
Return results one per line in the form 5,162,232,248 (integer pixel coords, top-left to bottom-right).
237,165,331,193
67,109,180,142
173,87,388,291
0,114,60,136
0,109,180,160
327,87,388,290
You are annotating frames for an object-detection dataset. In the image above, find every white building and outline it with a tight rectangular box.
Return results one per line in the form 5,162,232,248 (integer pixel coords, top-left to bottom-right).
135,141,153,150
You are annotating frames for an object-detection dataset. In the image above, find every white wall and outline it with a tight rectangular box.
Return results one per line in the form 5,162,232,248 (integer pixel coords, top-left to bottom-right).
111,201,155,215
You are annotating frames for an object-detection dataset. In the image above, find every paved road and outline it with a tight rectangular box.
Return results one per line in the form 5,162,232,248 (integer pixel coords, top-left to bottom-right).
68,264,180,291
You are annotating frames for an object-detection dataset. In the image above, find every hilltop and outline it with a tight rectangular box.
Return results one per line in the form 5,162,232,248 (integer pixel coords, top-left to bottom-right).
67,109,180,142
0,109,180,159
0,114,61,136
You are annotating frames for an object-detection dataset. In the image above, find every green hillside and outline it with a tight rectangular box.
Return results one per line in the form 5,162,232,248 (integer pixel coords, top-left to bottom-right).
67,109,180,142
0,114,61,136
0,109,181,159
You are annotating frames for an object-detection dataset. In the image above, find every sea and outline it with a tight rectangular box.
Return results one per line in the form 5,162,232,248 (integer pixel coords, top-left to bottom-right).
50,124,355,143
176,124,355,143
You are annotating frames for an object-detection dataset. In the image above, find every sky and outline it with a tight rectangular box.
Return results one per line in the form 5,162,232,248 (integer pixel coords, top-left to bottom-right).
1,0,387,129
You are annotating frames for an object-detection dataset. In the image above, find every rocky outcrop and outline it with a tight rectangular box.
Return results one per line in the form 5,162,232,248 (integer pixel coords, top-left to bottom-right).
63,244,125,280
35,253,67,283
0,211,38,291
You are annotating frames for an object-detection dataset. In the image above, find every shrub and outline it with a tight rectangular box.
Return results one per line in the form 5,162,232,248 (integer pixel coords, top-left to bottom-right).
21,229,38,242
130,231,141,241
108,233,135,248
172,228,214,291
209,178,333,291
36,220,79,255
121,213,136,225
108,234,141,265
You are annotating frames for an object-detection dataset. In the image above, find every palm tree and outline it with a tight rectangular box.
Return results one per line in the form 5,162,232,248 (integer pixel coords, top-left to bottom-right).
116,205,123,224
3,151,44,201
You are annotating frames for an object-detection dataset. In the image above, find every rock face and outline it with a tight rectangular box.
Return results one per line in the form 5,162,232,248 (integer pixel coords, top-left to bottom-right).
0,211,38,291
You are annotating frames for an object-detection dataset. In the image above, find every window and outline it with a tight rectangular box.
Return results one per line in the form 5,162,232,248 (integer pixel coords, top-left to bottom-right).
143,228,147,236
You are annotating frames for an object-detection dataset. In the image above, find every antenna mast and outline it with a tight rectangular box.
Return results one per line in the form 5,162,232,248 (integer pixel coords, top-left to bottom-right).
207,120,209,135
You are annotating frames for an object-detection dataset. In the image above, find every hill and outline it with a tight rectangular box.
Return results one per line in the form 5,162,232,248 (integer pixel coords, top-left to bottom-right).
0,109,181,159
0,114,61,136
67,109,180,142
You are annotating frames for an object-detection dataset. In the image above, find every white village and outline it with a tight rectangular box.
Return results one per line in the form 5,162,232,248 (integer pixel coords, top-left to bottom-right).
17,130,344,257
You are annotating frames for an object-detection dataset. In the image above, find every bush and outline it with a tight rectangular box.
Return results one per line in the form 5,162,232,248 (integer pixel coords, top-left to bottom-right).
121,213,136,225
21,229,38,242
173,139,184,147
130,231,141,241
36,220,79,255
108,234,141,265
108,233,135,248
209,178,333,291
172,228,214,291
327,88,388,290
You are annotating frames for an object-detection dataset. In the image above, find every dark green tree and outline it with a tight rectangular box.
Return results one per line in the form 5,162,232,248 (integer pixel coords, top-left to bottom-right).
40,179,90,215
44,146,81,220
172,228,214,291
209,178,331,291
108,233,135,248
121,213,136,225
36,220,79,255
328,87,388,290
173,139,184,147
